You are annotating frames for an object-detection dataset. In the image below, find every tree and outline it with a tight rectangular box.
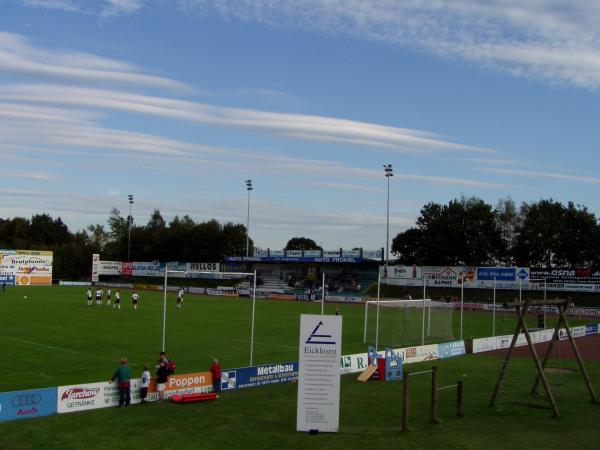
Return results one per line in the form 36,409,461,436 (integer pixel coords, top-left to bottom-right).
391,227,423,264
285,237,322,251
494,197,519,265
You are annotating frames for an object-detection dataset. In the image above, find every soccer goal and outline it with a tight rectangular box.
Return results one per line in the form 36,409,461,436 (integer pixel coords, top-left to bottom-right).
363,299,455,350
162,269,257,365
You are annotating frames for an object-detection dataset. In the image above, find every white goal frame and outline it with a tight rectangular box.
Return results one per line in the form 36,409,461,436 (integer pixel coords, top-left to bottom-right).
163,269,257,366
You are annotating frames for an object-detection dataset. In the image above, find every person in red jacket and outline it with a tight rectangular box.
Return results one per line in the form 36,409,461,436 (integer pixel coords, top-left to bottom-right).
209,358,221,394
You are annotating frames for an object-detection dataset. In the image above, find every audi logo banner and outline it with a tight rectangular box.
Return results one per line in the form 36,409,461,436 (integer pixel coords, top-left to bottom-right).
0,387,57,422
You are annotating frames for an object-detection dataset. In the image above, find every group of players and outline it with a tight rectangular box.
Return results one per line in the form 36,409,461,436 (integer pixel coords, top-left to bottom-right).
86,287,185,310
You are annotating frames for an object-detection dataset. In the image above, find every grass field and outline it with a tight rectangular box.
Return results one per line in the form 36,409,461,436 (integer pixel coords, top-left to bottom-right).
2,286,600,449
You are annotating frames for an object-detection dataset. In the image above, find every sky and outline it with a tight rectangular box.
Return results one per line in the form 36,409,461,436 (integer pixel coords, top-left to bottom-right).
1,0,599,252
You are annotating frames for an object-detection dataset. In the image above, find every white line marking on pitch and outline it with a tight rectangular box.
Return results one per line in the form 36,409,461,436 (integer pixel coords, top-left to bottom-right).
0,335,116,363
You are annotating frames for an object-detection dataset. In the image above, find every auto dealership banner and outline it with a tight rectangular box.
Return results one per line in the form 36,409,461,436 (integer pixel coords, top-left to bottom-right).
0,387,57,422
0,249,53,285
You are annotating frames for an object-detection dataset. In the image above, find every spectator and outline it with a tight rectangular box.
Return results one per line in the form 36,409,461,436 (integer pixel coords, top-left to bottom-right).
209,358,221,394
156,359,169,401
140,364,150,404
335,306,341,316
109,357,131,407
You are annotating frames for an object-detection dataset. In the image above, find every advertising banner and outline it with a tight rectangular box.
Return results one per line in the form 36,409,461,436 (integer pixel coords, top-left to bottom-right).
0,387,57,422
286,250,303,257
297,314,342,433
221,362,298,391
339,352,370,375
362,249,383,260
422,266,466,287
121,262,133,277
187,262,220,272
147,372,212,400
323,250,341,258
402,344,439,364
1,250,53,285
91,253,100,282
438,341,466,359
383,265,422,280
57,379,142,413
131,261,162,277
0,274,15,285
303,250,321,257
98,260,122,276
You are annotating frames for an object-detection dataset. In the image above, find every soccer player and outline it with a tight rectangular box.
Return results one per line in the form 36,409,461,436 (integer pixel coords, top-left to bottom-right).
113,290,121,310
87,288,92,306
106,288,111,306
176,288,184,309
96,287,103,306
132,291,140,310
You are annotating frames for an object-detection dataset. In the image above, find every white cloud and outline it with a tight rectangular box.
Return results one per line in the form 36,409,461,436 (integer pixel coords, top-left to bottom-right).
0,84,493,154
167,0,600,90
0,171,57,181
0,32,190,91
485,168,600,184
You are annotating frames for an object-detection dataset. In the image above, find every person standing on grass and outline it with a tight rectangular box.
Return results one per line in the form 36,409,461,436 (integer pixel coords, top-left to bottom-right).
109,357,131,407
141,364,150,404
114,290,121,310
106,288,111,306
87,288,92,306
96,287,103,305
209,358,221,394
155,359,169,401
132,291,140,310
176,288,184,309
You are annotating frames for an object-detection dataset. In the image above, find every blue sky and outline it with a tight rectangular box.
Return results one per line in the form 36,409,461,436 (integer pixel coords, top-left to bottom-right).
1,1,599,251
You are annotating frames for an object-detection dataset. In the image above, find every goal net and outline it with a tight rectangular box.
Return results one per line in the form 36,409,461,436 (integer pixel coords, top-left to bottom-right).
364,299,455,349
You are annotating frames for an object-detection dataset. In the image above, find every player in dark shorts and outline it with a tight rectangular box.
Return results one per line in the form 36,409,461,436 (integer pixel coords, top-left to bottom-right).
176,288,184,309
132,292,139,310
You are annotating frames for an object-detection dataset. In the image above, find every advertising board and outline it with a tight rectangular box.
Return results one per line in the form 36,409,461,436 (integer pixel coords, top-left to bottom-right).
98,260,122,275
297,314,342,433
147,372,212,400
1,250,53,285
57,380,142,413
221,362,298,391
0,388,57,422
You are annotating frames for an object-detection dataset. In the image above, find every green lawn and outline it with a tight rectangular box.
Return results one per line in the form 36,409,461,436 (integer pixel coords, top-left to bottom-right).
2,286,600,449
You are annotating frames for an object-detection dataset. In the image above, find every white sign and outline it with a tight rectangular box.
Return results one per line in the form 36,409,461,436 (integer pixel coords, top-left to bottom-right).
297,314,342,433
98,260,122,275
57,379,142,413
91,254,100,283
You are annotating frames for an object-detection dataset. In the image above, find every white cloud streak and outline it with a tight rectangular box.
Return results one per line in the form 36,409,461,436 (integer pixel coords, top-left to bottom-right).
485,168,600,184
0,84,493,154
0,32,190,91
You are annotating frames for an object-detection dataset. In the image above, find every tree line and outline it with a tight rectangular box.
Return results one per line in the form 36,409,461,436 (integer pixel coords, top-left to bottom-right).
392,197,600,267
2,196,598,280
0,209,251,280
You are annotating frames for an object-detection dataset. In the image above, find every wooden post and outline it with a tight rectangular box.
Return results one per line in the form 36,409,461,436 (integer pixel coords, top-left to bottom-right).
531,315,562,395
402,371,410,432
557,305,599,404
517,303,560,418
430,366,439,424
456,381,464,417
489,310,523,407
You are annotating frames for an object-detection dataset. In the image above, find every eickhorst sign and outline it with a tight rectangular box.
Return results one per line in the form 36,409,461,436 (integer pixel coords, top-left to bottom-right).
296,314,342,433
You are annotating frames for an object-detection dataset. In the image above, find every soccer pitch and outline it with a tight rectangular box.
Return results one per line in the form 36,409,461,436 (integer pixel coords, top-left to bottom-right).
0,285,593,393
2,286,600,449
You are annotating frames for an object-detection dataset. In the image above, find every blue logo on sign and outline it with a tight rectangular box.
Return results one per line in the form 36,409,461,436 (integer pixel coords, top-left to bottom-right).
517,269,528,280
0,388,57,422
305,321,336,345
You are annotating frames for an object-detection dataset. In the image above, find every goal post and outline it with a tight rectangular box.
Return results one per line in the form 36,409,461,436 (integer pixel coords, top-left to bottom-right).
162,269,257,366
364,299,455,350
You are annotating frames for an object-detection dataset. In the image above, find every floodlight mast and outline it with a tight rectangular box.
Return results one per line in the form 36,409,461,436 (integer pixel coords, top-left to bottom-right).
127,194,134,261
383,164,393,277
245,180,253,257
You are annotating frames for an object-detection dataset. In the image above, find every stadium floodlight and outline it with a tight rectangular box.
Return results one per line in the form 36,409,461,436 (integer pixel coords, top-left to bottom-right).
127,194,134,261
245,180,253,257
162,268,258,366
383,164,393,276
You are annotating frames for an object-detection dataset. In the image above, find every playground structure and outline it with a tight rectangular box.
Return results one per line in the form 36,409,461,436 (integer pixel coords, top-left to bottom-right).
489,298,598,417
